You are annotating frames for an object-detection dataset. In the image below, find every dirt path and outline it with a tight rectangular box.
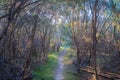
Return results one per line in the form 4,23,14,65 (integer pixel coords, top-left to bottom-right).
54,50,66,80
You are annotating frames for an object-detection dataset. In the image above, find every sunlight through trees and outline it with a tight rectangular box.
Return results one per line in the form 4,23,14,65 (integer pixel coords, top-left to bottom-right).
0,0,120,80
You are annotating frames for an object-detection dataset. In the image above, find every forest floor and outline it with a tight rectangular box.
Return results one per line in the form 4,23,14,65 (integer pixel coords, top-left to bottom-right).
33,48,120,80
63,48,80,80
33,48,80,80
33,51,59,80
54,48,80,80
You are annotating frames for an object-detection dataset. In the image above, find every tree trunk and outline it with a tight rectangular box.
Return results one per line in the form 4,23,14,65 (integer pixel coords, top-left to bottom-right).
25,15,38,69
91,0,99,79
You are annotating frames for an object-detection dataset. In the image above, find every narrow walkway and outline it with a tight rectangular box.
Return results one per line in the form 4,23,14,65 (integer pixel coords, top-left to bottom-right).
55,50,66,80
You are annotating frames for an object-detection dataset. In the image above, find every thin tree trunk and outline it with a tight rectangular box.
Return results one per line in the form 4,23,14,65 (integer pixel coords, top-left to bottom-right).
91,0,99,79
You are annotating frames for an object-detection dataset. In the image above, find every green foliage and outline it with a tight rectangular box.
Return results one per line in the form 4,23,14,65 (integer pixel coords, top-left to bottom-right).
33,52,59,80
61,24,72,46
0,0,5,6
